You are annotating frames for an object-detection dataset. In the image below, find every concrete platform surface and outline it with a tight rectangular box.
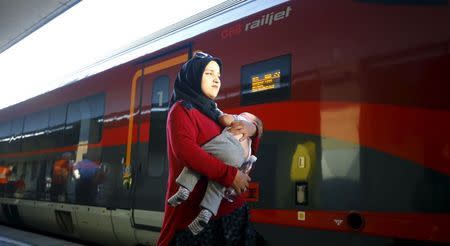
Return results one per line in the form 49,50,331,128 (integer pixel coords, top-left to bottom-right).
0,225,84,246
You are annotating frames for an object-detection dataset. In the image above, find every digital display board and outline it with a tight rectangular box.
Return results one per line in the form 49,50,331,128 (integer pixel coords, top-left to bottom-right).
241,54,291,105
250,70,281,92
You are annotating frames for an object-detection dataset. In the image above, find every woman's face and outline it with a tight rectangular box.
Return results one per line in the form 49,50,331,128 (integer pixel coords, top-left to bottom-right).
201,61,221,99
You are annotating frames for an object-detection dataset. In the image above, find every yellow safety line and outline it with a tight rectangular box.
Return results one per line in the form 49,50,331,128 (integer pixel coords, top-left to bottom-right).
125,53,188,168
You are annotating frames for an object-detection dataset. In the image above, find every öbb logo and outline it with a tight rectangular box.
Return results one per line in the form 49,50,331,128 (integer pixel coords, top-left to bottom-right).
221,6,292,40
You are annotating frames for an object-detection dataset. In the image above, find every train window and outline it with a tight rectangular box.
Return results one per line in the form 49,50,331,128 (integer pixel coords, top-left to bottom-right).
36,160,49,200
49,105,67,127
65,100,82,145
147,76,170,177
0,121,11,138
9,118,24,153
64,94,104,146
19,162,27,181
240,54,291,105
48,104,67,148
151,76,170,110
86,94,105,143
0,121,11,154
31,160,38,180
21,162,33,198
22,110,49,152
23,111,49,133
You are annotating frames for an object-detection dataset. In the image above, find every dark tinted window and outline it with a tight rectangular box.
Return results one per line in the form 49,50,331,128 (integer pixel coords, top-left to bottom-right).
48,105,67,148
86,94,104,143
31,161,39,180
22,162,35,199
9,118,23,153
64,94,104,145
0,121,11,138
23,111,48,133
0,121,11,154
22,111,49,151
147,76,170,177
49,105,67,127
151,76,170,110
241,54,291,105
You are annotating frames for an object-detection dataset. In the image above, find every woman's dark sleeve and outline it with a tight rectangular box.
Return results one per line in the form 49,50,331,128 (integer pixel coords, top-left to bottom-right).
168,104,237,187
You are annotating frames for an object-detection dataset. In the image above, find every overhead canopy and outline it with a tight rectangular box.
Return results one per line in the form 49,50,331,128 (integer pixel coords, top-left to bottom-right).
0,0,80,54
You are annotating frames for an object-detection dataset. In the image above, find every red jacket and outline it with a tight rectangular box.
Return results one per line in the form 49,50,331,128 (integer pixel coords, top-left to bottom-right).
158,101,260,246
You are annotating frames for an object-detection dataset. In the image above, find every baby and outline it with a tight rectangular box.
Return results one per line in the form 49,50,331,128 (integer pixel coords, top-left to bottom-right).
167,112,258,235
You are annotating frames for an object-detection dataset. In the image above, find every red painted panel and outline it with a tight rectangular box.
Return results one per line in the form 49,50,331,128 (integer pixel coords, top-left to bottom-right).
250,209,450,244
225,101,450,176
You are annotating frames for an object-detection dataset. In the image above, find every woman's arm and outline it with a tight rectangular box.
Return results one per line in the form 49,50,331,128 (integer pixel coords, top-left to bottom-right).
228,114,263,153
168,104,238,187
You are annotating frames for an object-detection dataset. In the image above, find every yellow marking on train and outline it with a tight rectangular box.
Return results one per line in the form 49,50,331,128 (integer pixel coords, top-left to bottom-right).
143,53,188,75
290,142,315,181
125,53,188,170
125,70,143,168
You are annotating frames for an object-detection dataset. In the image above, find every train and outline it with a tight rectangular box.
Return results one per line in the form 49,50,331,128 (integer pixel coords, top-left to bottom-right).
0,0,449,245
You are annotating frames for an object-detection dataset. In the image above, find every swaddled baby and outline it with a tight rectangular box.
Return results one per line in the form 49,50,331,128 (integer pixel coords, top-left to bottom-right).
167,112,258,235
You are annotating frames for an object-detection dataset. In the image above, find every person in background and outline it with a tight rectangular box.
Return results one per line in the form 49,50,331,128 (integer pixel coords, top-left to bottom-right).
0,165,13,196
51,152,73,202
73,154,101,204
13,173,26,198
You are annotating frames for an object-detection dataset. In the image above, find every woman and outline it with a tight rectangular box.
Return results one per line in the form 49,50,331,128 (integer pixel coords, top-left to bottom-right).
158,52,263,246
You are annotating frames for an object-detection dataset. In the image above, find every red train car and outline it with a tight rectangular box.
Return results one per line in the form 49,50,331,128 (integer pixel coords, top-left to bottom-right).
0,0,449,245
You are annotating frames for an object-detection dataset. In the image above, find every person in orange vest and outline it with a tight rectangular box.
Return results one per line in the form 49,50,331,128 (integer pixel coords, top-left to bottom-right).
0,165,13,196
50,152,73,202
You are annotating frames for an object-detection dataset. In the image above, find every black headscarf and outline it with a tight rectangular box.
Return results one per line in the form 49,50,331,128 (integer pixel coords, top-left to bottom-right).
169,53,223,122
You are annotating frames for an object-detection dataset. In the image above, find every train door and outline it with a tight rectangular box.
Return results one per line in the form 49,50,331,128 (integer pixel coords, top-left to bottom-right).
123,46,190,242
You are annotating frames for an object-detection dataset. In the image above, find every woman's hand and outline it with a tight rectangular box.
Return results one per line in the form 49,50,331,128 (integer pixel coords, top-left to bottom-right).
232,170,251,195
228,120,257,141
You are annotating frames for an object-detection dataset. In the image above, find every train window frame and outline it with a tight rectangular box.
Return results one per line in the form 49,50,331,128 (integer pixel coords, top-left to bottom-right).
240,54,291,106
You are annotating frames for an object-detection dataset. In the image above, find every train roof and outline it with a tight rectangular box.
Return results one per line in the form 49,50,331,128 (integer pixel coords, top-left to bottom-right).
60,0,287,87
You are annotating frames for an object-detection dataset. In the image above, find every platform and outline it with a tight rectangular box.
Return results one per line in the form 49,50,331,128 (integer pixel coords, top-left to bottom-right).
0,224,84,246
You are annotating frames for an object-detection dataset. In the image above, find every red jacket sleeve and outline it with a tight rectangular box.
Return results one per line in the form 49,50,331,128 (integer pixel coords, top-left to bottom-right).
167,104,237,187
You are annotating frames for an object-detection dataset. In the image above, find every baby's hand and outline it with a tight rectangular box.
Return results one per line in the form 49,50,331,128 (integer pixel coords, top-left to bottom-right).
230,132,244,141
218,114,235,127
228,120,256,141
